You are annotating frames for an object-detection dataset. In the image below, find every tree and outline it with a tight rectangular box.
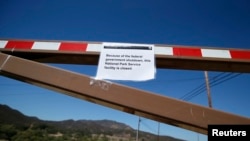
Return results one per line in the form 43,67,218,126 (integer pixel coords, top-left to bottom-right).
0,124,17,140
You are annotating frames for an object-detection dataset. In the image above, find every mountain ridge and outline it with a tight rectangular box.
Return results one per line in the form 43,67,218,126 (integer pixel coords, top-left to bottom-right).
0,104,185,141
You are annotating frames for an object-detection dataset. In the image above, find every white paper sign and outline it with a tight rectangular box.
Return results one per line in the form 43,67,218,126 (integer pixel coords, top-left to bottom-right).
96,43,155,81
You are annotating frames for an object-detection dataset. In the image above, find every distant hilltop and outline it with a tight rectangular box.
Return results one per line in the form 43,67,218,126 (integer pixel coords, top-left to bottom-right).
0,104,185,141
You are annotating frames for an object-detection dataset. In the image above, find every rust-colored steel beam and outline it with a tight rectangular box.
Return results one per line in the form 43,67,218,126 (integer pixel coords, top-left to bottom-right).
0,53,249,135
1,39,250,73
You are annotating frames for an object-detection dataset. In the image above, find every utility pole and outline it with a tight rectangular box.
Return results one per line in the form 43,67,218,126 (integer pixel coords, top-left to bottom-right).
157,122,160,141
204,71,212,108
136,117,141,141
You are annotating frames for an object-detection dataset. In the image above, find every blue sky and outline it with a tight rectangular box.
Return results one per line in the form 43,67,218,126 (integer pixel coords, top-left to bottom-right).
0,0,250,141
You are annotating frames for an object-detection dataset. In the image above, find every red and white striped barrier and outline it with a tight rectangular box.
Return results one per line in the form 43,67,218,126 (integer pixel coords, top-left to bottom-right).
0,39,250,60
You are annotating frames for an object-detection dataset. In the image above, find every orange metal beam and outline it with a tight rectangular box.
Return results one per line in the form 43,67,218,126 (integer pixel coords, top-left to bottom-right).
0,52,249,135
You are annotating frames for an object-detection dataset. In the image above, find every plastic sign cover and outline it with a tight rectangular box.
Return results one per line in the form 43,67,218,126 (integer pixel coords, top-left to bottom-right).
96,43,155,81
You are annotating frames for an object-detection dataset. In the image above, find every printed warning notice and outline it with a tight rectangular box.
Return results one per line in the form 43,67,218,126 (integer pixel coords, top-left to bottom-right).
96,43,155,81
